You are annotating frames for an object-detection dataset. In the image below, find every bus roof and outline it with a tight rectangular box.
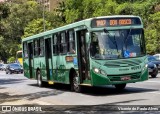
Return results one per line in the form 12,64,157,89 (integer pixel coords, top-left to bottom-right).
22,15,141,42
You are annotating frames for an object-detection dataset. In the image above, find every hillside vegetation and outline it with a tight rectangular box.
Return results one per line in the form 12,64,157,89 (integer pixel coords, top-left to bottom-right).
0,0,160,62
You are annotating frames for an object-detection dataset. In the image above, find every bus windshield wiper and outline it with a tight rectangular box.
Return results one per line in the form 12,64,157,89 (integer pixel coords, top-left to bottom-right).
123,27,132,50
103,29,119,53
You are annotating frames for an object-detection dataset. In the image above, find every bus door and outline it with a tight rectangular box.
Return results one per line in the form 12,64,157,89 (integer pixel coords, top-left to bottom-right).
28,42,34,78
76,30,89,83
44,37,53,81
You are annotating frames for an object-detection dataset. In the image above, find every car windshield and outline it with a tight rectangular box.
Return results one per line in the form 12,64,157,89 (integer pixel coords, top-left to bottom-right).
10,64,21,68
90,29,145,59
3,64,8,67
148,56,157,61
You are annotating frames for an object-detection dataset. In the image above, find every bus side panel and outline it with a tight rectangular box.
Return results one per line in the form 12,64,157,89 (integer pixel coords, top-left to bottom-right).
52,55,57,81
52,55,73,84
39,57,47,81
65,57,77,84
23,58,30,78
49,58,53,81
33,57,40,79
56,55,66,83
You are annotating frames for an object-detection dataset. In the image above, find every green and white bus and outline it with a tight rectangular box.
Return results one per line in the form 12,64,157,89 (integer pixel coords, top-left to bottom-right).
22,15,148,92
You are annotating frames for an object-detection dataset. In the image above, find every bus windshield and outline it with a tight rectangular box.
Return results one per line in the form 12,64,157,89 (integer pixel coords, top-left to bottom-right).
90,28,145,59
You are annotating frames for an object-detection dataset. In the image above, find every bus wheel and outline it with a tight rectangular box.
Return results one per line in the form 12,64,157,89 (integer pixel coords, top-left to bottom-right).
114,84,126,90
37,71,44,87
71,72,82,93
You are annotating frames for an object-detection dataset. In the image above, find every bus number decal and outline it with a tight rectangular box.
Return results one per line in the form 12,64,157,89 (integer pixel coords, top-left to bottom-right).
119,19,132,25
109,20,117,26
96,20,106,27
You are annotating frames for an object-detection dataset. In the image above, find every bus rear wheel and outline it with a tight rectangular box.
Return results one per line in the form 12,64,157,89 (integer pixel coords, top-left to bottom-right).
114,84,126,90
71,72,82,93
37,71,45,87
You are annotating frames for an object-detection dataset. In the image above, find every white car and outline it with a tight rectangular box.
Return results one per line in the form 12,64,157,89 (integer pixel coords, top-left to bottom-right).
1,64,8,71
153,54,160,61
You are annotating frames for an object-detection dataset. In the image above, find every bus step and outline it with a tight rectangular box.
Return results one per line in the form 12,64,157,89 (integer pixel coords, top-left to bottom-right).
48,81,54,85
80,83,91,86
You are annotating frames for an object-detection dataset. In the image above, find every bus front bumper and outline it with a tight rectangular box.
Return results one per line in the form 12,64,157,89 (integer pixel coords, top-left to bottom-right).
91,69,148,86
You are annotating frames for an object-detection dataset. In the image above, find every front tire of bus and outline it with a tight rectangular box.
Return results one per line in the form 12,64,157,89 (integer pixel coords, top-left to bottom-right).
37,71,44,87
114,84,126,91
71,72,82,93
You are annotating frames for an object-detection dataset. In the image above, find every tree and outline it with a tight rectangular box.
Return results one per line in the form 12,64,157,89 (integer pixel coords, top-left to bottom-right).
23,18,52,38
0,0,43,62
145,12,160,54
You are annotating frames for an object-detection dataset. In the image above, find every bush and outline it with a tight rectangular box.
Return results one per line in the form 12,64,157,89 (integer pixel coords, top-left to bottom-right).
8,57,16,63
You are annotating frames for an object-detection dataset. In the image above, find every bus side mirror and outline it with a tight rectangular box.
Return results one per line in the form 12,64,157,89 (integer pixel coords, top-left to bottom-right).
86,32,90,43
86,32,91,52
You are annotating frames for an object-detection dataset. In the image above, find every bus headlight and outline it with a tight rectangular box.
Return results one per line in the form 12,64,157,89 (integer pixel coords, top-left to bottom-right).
142,64,148,71
93,68,99,73
93,68,107,76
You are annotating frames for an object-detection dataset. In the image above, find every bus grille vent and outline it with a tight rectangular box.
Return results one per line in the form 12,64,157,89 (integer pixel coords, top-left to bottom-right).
104,59,142,68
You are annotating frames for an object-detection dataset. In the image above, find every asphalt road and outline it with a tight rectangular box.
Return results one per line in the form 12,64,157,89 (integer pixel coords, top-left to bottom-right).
0,71,160,113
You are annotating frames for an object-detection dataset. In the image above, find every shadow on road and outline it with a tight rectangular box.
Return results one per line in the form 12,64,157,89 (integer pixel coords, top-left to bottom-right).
0,87,6,89
0,79,26,85
149,76,160,79
28,83,158,96
81,86,158,96
28,83,71,92
0,89,64,104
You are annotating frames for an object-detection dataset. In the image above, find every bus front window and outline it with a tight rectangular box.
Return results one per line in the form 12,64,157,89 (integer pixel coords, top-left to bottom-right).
90,29,145,59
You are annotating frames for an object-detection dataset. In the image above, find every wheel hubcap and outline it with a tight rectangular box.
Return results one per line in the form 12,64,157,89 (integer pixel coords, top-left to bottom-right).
37,73,41,86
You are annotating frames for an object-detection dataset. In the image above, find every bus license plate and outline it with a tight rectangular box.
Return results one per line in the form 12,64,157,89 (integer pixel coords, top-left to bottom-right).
121,76,131,81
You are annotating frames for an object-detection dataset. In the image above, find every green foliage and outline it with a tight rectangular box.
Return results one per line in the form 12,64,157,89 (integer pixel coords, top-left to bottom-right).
145,12,160,54
23,18,52,38
0,0,43,62
0,0,160,62
8,57,16,63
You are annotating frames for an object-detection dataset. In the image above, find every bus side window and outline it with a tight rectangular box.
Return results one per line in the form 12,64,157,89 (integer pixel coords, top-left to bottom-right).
68,31,75,54
34,39,39,56
40,38,44,56
23,42,28,58
60,32,67,54
53,34,58,55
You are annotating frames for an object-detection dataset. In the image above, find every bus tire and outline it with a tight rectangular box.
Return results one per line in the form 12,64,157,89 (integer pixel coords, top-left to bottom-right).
114,84,126,91
151,70,158,78
37,71,45,87
71,72,82,93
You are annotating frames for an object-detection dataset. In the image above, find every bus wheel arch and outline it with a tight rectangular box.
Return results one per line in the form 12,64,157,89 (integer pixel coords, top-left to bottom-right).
69,68,82,92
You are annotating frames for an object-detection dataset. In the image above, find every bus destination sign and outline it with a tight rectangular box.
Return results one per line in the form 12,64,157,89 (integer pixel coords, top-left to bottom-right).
91,17,141,28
